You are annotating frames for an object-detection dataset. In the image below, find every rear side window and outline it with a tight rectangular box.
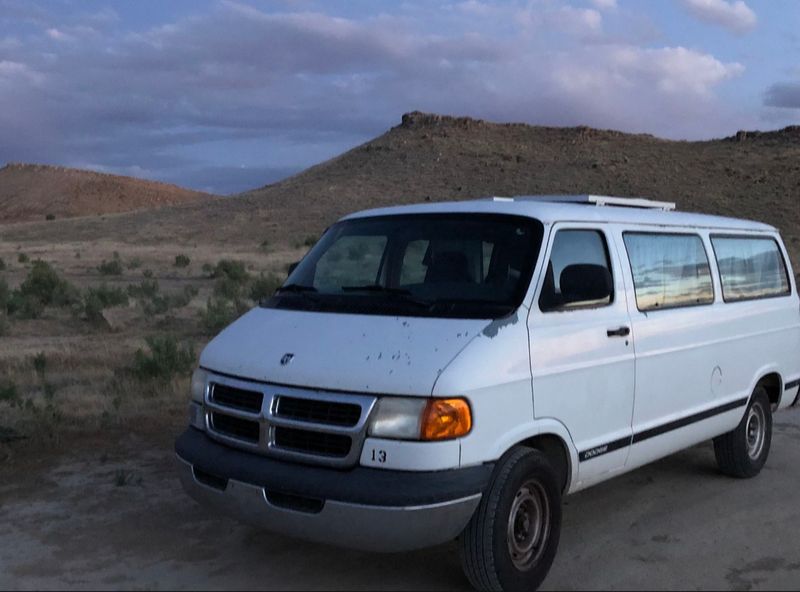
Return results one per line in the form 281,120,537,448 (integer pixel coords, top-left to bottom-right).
623,233,714,311
710,236,790,301
539,229,613,312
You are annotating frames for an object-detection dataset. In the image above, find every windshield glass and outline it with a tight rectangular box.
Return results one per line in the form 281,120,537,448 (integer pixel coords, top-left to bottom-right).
264,213,544,319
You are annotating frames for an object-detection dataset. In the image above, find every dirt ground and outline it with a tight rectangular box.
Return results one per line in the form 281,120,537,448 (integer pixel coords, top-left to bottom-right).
1,406,798,591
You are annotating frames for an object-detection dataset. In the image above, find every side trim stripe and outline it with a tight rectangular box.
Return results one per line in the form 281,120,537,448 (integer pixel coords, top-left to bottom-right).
579,397,749,462
578,437,630,462
631,397,748,444
784,378,800,391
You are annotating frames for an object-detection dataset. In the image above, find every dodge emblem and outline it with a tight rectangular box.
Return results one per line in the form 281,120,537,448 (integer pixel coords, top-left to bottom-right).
280,353,294,366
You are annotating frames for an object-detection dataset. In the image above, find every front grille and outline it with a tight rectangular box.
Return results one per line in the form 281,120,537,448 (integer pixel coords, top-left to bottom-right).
210,412,260,443
274,395,361,427
273,426,351,457
211,383,263,413
203,375,376,468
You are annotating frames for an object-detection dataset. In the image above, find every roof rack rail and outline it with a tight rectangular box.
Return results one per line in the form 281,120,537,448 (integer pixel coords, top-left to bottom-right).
519,195,676,211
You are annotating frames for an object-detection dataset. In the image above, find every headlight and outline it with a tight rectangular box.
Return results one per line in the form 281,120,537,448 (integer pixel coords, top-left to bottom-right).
191,368,209,403
368,397,472,441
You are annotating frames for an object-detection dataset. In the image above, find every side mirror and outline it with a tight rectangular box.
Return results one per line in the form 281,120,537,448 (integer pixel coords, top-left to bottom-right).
559,264,613,305
286,261,300,276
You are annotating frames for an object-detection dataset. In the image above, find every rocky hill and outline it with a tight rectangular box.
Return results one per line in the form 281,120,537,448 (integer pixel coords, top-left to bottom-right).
0,163,211,223
2,113,798,266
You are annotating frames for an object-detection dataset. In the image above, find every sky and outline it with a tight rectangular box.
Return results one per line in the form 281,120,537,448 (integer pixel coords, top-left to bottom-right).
0,0,798,194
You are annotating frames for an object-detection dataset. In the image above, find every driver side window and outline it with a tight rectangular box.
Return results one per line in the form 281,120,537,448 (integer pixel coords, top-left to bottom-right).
539,229,614,312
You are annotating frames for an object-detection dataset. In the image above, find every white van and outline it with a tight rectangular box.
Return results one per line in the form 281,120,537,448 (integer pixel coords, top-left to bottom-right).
176,195,800,592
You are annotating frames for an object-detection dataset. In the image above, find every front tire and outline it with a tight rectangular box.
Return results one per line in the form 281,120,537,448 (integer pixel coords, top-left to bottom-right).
714,386,772,478
458,447,561,592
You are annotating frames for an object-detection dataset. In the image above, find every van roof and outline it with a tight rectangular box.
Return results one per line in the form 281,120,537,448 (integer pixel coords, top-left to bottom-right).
343,195,776,233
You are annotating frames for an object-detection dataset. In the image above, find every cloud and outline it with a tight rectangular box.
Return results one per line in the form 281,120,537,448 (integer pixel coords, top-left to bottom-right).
680,0,757,34
0,1,753,192
764,81,800,109
589,0,617,10
515,5,604,38
46,28,72,41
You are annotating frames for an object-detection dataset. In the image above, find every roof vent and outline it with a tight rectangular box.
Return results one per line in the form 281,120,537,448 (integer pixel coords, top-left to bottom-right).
530,195,676,211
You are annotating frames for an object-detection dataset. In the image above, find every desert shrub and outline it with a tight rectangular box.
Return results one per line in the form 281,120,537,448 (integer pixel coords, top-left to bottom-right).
209,259,251,302
201,262,213,275
249,273,282,302
169,285,198,308
259,239,270,251
7,260,79,318
304,235,317,247
33,352,47,377
97,259,123,276
83,284,129,323
212,259,250,283
143,269,153,278
213,275,246,300
0,315,8,336
0,277,9,312
88,284,128,308
0,257,5,270
132,335,195,381
127,279,196,315
174,254,191,268
45,213,55,221
42,381,56,401
126,257,142,270
200,296,244,334
0,381,19,405
114,469,142,487
127,278,159,300
18,253,29,264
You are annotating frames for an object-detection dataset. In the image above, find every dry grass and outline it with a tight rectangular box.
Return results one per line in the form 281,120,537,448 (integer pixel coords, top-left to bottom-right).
0,238,296,446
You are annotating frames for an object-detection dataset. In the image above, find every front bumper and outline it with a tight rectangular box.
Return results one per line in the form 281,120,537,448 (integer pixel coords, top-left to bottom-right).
175,428,492,552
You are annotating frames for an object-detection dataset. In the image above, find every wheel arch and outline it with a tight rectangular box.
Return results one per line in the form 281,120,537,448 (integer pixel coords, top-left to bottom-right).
488,419,579,495
517,433,573,494
750,370,783,408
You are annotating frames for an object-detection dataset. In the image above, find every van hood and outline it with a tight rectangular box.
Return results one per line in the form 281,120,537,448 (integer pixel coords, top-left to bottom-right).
199,307,496,396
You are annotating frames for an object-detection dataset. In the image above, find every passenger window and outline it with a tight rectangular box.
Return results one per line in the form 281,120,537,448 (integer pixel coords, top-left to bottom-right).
539,230,613,312
314,235,387,290
623,233,714,311
711,236,790,301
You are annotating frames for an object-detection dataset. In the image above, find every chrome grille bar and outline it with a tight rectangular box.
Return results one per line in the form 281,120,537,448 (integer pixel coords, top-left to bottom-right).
202,372,378,468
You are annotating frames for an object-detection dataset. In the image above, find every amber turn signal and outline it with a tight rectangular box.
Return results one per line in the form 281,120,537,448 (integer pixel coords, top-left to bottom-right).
420,398,472,441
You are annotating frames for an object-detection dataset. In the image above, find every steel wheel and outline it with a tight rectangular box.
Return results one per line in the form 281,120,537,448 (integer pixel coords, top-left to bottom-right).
745,402,766,460
506,479,551,572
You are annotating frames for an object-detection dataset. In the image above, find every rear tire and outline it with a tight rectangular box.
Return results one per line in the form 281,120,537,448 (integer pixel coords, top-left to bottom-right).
714,386,772,478
458,447,561,592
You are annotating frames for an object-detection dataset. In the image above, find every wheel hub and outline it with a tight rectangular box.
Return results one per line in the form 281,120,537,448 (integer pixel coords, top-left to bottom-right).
507,480,550,571
745,403,766,460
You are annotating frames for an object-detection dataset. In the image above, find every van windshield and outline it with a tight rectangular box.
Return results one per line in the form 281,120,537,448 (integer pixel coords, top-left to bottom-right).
264,213,544,319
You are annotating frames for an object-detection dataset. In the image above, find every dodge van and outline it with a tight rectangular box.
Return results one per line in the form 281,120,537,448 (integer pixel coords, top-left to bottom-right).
175,195,800,591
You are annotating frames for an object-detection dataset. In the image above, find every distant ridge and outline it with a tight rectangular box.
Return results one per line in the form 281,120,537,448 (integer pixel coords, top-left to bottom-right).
3,112,798,273
0,162,212,223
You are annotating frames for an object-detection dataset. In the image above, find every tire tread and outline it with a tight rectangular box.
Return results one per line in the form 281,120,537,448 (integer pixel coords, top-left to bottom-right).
459,447,556,592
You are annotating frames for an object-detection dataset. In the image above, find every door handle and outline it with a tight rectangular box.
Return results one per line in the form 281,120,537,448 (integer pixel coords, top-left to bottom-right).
607,326,630,338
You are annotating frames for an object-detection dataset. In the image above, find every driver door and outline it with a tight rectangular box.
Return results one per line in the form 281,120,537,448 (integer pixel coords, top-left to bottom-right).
528,224,635,488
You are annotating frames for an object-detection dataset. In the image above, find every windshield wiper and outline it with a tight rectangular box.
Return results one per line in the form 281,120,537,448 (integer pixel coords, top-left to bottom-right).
341,284,410,294
340,284,431,308
425,298,512,314
269,283,319,306
277,283,318,293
